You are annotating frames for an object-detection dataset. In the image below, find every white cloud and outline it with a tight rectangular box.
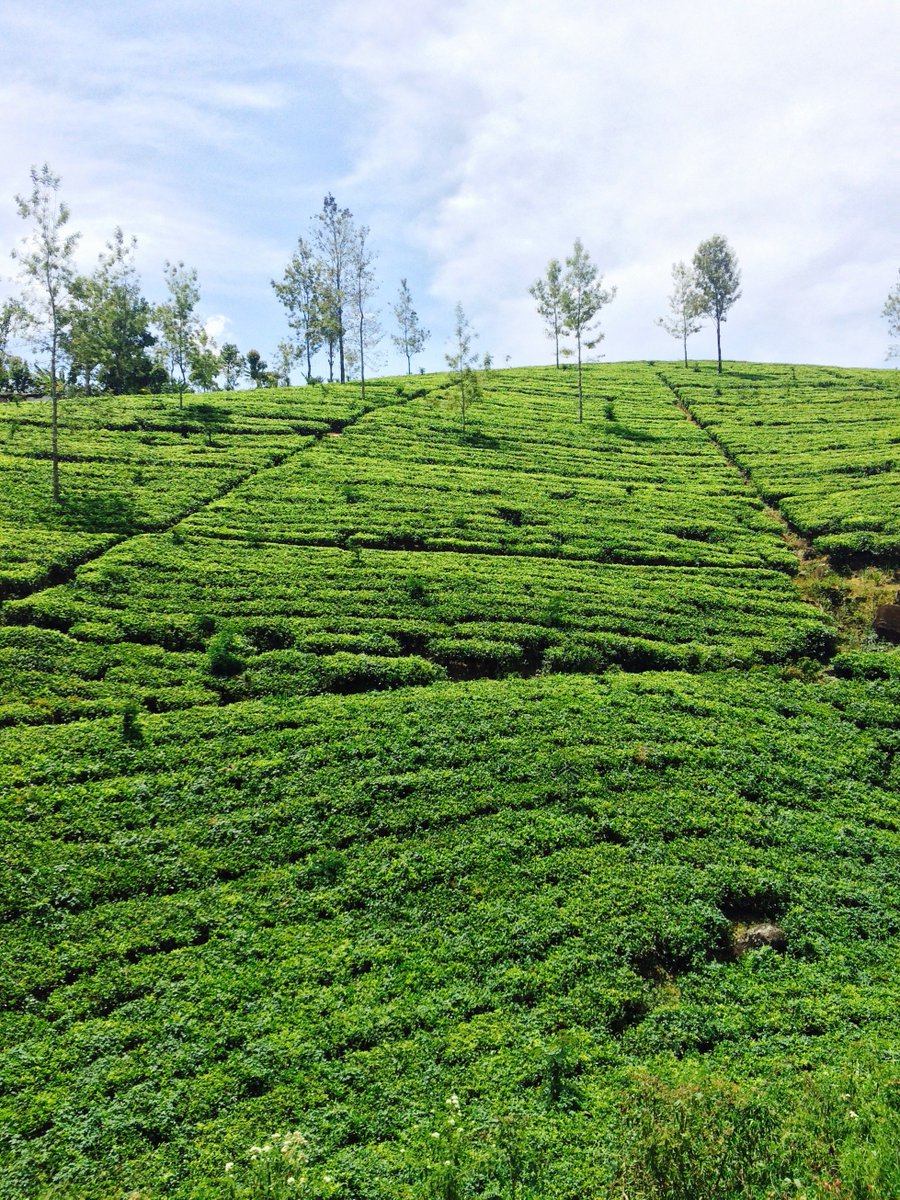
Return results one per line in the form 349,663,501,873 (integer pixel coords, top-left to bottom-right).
204,315,230,341
318,0,900,368
1,0,898,370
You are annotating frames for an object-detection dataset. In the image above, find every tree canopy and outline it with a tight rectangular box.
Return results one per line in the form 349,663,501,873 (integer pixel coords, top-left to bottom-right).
692,235,741,374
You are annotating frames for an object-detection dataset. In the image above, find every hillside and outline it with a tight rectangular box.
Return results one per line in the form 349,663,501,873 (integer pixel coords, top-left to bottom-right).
1,363,898,1199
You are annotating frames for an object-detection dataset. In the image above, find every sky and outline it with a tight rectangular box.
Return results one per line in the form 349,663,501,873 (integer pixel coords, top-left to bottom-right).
1,0,898,377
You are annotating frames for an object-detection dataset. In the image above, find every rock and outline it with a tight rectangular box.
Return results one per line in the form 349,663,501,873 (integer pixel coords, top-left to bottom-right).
874,603,900,641
733,922,786,956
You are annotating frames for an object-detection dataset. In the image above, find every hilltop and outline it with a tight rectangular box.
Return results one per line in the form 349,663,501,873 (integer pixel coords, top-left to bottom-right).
1,362,898,1199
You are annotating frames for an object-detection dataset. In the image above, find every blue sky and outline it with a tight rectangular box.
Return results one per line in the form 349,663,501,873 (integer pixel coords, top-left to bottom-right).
1,0,898,377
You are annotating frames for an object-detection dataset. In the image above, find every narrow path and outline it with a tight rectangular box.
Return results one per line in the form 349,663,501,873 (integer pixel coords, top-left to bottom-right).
652,367,896,652
652,367,817,568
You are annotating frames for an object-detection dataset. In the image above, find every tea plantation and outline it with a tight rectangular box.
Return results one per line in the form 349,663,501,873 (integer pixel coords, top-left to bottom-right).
1,365,898,1199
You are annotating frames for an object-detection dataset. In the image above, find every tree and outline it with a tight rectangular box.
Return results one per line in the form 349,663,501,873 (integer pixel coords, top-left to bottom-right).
444,303,480,434
219,342,245,390
188,327,220,392
12,163,80,501
65,228,157,395
246,349,270,388
391,278,429,374
272,237,324,383
274,340,297,386
560,239,616,423
529,257,565,368
314,194,355,383
349,224,380,403
692,235,741,374
0,299,28,393
155,261,202,406
883,270,900,361
656,260,704,366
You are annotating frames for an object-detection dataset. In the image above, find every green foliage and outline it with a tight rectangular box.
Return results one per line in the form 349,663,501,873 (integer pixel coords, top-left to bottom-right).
658,360,900,566
64,227,158,396
206,629,247,677
0,363,898,1199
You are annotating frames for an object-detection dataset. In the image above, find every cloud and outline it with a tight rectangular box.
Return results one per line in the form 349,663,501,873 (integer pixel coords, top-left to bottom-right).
318,0,900,367
1,0,897,370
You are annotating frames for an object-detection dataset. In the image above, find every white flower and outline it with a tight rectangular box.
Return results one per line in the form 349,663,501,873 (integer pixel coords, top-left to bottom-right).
224,1163,234,1173
431,1132,440,1139
287,1178,295,1186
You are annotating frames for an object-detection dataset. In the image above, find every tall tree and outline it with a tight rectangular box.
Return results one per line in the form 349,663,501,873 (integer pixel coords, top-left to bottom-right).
155,261,202,407
529,257,565,368
444,303,480,434
219,342,245,390
692,235,741,374
656,260,704,366
883,269,900,360
560,239,616,423
272,237,324,383
274,340,297,386
391,278,429,374
188,327,220,392
12,164,80,502
349,224,380,403
314,194,355,383
0,299,28,392
245,349,269,388
66,228,156,395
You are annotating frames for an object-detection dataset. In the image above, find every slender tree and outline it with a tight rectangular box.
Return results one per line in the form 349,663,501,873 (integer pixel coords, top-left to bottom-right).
314,194,355,383
883,269,900,361
391,277,429,373
245,349,268,387
444,303,480,434
272,237,324,383
219,342,245,390
12,164,80,502
349,224,380,403
529,257,565,367
692,235,741,374
560,239,616,423
155,261,202,406
656,261,704,366
188,327,220,392
274,340,297,386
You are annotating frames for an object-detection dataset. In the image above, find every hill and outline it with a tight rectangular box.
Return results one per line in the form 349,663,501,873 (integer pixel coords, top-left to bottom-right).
1,363,898,1199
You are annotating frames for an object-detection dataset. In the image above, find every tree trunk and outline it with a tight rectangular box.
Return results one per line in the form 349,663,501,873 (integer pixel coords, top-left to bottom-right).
50,341,60,503
683,330,688,366
716,318,722,374
359,314,366,404
576,332,583,423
